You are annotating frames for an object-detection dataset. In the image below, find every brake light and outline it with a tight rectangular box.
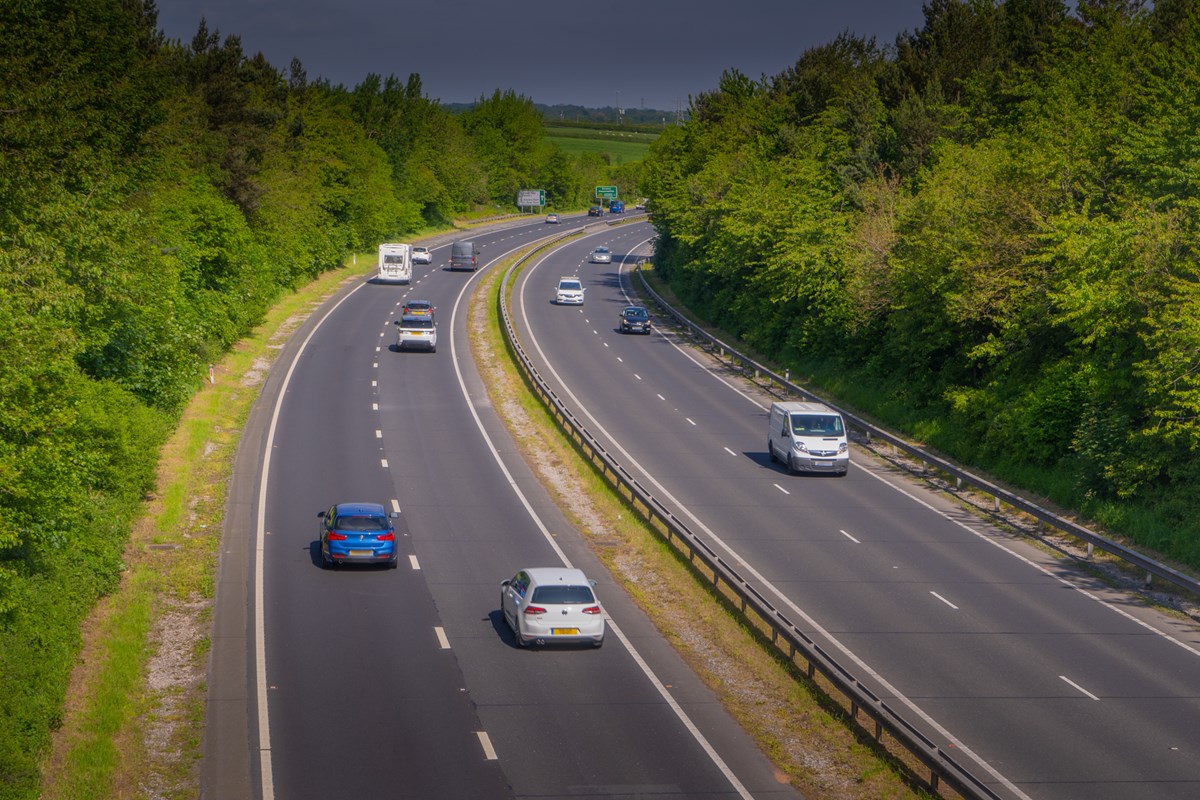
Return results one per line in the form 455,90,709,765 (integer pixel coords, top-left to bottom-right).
582,606,601,615
377,532,395,541
326,531,348,541
523,606,547,616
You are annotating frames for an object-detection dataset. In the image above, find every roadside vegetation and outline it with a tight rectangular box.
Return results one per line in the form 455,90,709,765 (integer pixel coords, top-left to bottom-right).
640,1,1200,572
0,2,633,796
543,124,657,164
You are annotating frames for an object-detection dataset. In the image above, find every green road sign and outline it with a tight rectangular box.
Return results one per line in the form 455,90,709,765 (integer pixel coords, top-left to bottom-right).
595,185,618,200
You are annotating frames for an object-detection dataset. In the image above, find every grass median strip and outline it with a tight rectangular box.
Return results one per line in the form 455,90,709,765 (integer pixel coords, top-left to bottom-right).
471,246,930,800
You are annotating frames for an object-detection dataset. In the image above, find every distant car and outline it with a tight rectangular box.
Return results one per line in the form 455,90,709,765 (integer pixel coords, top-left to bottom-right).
402,299,434,317
619,305,652,334
412,246,433,265
545,213,560,224
500,567,605,647
590,247,612,264
588,206,603,217
394,314,437,351
319,502,399,568
635,200,646,211
554,277,585,305
609,200,625,214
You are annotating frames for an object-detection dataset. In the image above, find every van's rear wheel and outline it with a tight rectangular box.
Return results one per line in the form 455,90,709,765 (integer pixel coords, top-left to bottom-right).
767,440,777,463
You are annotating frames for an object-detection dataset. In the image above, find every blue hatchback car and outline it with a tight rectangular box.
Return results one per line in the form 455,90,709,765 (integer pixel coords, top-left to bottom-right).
318,502,399,568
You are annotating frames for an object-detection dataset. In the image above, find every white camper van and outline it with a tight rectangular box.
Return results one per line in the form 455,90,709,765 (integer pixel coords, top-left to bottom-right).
377,243,412,283
768,401,849,476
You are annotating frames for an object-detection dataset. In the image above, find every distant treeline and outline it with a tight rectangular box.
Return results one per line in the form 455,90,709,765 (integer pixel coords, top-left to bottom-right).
0,2,635,795
642,0,1200,566
445,102,685,128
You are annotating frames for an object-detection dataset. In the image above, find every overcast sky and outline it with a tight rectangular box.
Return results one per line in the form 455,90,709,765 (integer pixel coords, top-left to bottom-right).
155,1,931,111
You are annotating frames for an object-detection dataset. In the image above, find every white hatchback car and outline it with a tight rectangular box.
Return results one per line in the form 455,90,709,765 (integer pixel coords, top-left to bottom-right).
589,246,612,264
500,567,605,647
412,246,433,265
554,277,585,305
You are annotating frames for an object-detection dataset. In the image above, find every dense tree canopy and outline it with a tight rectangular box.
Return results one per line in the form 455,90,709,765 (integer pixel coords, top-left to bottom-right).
641,0,1200,563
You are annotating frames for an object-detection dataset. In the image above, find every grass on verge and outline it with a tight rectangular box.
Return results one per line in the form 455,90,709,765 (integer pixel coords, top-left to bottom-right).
38,259,369,800
470,248,934,800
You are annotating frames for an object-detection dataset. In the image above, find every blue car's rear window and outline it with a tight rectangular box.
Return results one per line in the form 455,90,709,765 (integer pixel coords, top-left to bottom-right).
531,585,595,604
335,515,389,531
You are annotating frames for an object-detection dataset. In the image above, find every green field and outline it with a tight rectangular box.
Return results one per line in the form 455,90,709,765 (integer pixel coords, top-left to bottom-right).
544,125,657,164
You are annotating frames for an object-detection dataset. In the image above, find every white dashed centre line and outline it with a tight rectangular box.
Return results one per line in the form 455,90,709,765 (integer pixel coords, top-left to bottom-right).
375,430,382,438
930,591,959,610
686,418,696,426
434,626,450,649
723,447,737,456
657,393,666,401
371,380,377,388
409,554,420,570
839,529,861,544
774,484,790,495
375,346,380,352
476,731,498,760
1060,676,1100,700
634,374,642,380
372,403,379,411
617,357,624,363
380,458,388,468
372,362,378,369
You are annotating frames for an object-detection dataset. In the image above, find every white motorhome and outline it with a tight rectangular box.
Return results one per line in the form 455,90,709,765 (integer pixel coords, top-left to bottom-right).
377,243,412,283
768,401,849,476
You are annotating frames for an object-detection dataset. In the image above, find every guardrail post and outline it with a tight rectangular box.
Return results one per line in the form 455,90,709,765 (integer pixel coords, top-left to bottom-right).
994,496,1001,512
1145,571,1153,587
1087,542,1094,559
955,476,962,491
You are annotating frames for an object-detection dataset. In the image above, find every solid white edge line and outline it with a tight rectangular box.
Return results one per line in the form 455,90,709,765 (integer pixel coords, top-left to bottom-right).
434,626,450,649
255,279,369,800
514,237,1035,800
492,240,756,800
1059,675,1100,701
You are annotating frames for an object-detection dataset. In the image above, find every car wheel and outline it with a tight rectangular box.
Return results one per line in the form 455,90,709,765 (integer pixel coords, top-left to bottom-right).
388,556,399,569
787,453,799,475
429,344,436,353
592,636,604,649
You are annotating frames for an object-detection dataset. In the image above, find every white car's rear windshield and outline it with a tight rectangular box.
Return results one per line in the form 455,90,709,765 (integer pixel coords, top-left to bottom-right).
560,281,582,291
531,585,595,604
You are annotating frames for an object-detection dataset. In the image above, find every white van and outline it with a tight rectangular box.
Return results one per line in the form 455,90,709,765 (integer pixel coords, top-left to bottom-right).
377,243,412,283
768,401,849,476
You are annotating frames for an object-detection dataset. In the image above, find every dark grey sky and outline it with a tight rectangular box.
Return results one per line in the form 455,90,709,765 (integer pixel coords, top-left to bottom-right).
155,1,930,110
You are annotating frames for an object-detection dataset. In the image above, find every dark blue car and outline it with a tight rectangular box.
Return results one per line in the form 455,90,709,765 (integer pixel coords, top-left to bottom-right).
318,502,399,568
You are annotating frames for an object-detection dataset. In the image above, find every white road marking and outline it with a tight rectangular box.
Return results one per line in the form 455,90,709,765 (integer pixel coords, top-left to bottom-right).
409,554,420,570
434,626,449,649
1060,675,1100,700
774,484,790,495
657,393,666,401
476,731,498,760
686,418,696,426
372,362,378,368
604,342,609,348
617,357,624,363
839,529,861,544
375,430,382,438
391,499,401,513
723,447,736,456
372,403,378,411
371,380,377,387
930,591,959,610
375,346,380,352
380,458,388,468
634,374,642,380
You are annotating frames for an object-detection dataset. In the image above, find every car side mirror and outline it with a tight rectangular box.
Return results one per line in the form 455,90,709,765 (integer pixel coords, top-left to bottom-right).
500,579,511,588
317,510,326,518
393,320,401,325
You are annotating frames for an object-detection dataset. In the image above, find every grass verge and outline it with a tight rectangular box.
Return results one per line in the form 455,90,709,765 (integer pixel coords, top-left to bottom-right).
469,247,934,799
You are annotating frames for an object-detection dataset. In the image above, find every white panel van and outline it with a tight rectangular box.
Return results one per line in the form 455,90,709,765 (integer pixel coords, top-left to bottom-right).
768,401,849,476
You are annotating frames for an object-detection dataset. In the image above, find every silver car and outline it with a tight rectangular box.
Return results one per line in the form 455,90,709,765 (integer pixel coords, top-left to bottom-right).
394,314,437,352
589,246,612,264
500,567,605,647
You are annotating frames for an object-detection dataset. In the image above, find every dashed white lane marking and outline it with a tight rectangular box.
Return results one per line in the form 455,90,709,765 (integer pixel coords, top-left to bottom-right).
409,554,420,570
373,403,379,411
371,380,377,388
839,529,861,544
391,499,401,513
375,346,380,352
686,418,696,426
379,331,384,337
380,458,389,468
930,591,959,610
434,626,449,649
604,342,609,348
774,484,790,495
657,393,666,401
617,357,624,363
373,362,378,368
723,447,737,456
375,430,382,438
1060,675,1100,701
634,374,642,380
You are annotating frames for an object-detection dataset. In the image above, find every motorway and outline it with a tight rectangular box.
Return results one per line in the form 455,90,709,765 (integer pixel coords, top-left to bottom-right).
204,213,801,800
505,220,1200,800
